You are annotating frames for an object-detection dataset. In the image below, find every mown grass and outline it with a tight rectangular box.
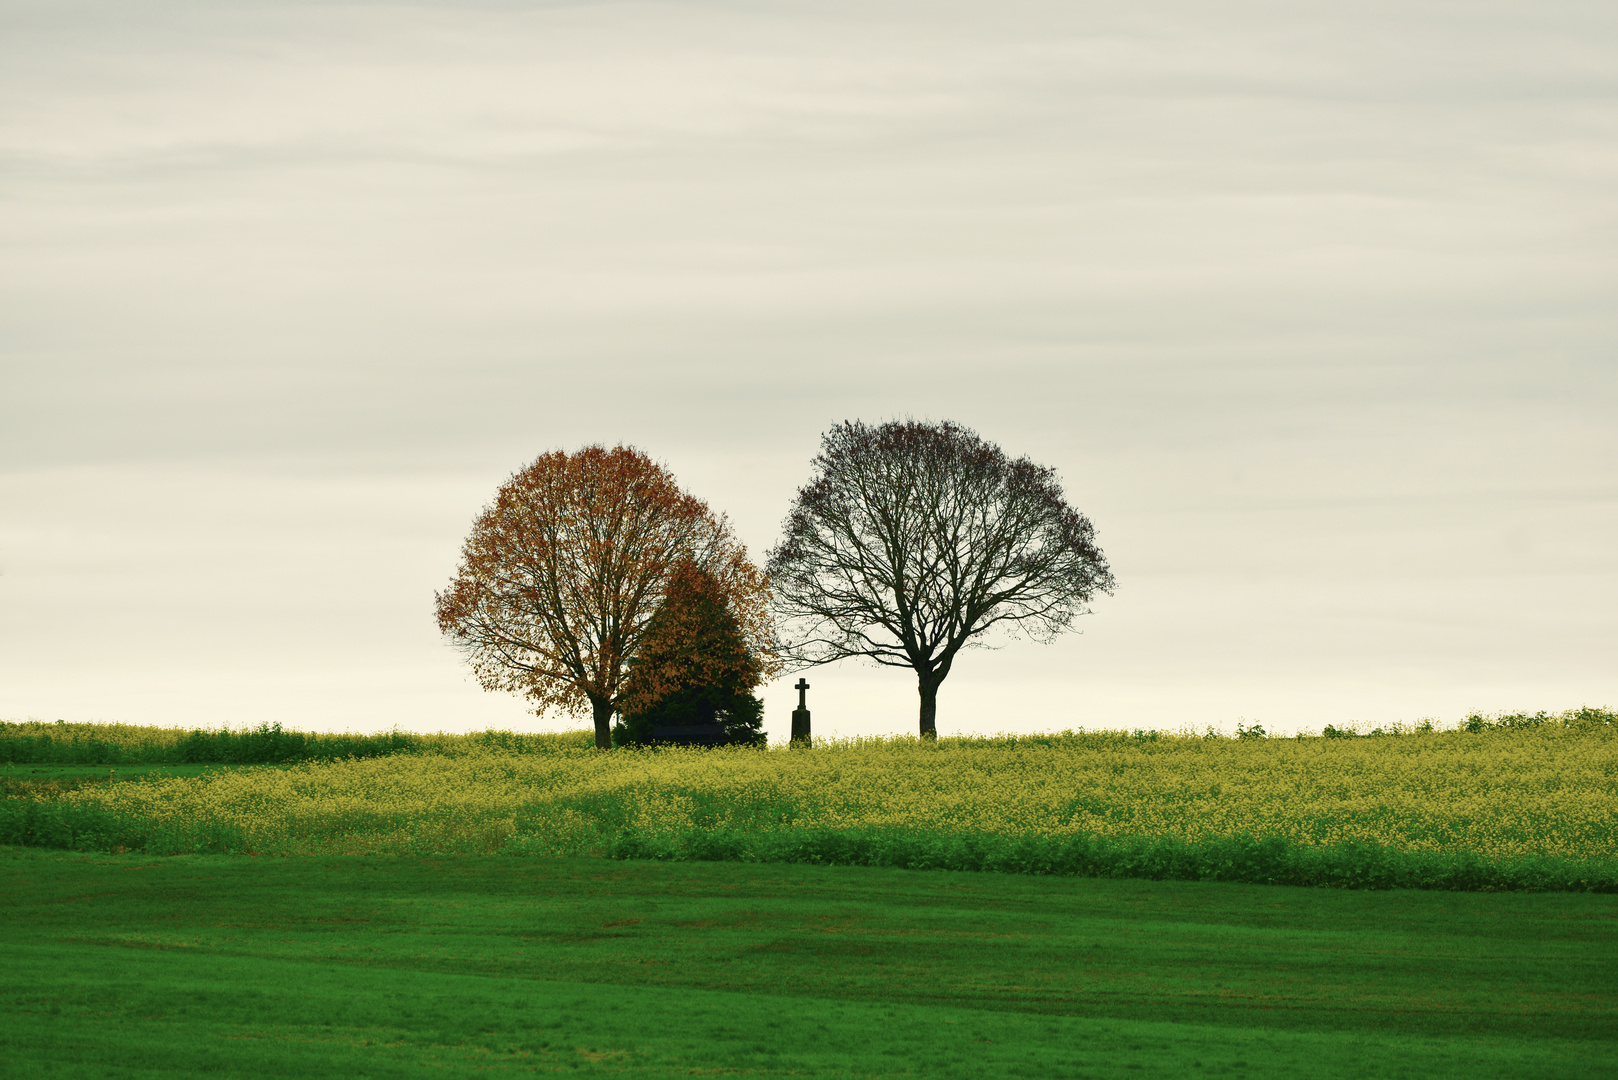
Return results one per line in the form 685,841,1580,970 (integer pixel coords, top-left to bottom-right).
3,848,1613,1078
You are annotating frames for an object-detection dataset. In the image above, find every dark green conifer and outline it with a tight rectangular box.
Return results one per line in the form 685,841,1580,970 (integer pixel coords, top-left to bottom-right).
614,563,765,747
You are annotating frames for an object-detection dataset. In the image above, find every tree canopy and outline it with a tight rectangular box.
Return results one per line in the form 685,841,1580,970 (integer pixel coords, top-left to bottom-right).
615,561,767,748
766,419,1113,738
435,445,777,749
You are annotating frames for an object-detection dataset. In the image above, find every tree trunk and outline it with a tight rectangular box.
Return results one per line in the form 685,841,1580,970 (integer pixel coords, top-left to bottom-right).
591,695,615,750
917,676,939,740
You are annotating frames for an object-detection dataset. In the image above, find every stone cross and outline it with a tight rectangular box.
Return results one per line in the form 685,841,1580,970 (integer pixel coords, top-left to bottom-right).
791,678,812,747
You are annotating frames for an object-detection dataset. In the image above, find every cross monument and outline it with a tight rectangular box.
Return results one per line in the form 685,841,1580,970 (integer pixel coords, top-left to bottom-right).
790,678,811,747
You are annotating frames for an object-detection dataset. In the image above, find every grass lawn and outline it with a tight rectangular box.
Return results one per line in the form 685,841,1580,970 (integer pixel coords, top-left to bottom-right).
3,848,1614,1078
2,763,238,789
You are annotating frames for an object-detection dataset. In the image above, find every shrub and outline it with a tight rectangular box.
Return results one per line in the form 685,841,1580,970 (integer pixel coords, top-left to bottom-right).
615,563,767,748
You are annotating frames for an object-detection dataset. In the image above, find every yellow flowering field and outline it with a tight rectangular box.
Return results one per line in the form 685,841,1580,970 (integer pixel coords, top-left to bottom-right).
41,724,1618,862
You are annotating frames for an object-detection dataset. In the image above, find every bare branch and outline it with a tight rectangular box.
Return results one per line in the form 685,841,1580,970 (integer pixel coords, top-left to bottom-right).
766,420,1114,738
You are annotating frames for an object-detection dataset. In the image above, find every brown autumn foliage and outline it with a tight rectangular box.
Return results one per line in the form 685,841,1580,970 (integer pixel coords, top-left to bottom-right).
434,445,778,749
615,560,767,746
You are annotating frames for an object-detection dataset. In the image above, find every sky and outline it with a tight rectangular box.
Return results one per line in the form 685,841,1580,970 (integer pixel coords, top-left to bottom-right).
3,0,1615,742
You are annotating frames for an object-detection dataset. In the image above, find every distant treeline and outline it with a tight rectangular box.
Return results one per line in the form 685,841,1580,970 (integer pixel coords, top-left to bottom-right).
2,707,1612,765
826,707,1618,750
0,721,594,765
1447,706,1617,734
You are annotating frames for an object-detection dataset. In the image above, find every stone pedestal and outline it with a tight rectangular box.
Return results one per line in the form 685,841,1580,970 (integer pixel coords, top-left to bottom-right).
790,708,811,747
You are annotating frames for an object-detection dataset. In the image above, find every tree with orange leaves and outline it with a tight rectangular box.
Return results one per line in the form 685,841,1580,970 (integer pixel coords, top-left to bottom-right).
614,561,768,748
434,445,777,749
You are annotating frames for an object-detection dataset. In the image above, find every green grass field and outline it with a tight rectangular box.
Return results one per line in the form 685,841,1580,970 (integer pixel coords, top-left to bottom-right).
4,847,1614,1078
3,763,232,785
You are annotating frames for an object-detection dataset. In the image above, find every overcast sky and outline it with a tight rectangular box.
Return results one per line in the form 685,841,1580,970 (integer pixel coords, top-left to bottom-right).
3,0,1614,740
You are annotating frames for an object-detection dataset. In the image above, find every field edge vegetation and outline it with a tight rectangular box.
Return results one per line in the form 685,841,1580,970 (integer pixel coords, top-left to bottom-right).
3,705,1613,764
4,707,1614,895
3,803,1612,892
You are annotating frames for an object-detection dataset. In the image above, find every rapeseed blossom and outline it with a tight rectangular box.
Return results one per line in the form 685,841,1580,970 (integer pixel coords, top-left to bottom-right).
45,725,1617,860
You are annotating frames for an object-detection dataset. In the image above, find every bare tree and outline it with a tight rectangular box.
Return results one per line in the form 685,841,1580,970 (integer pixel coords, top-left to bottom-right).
435,445,776,749
766,420,1114,738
